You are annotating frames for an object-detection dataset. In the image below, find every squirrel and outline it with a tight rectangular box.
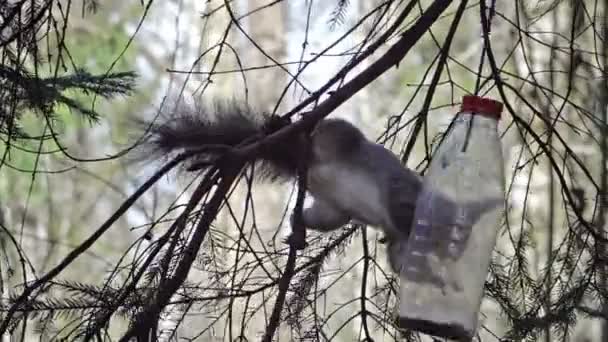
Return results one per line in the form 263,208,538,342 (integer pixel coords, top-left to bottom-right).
139,97,422,273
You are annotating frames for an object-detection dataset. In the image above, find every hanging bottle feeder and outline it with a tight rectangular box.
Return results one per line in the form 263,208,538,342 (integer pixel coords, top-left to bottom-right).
397,95,506,341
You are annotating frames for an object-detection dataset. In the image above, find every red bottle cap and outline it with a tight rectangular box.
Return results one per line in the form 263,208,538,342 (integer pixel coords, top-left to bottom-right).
460,95,503,119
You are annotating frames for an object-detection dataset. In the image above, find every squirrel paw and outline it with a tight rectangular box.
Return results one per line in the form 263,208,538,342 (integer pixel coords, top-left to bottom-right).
285,232,307,250
286,212,307,250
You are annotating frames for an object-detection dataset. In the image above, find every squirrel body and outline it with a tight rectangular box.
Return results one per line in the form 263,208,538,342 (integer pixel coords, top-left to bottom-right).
142,99,422,272
306,120,420,237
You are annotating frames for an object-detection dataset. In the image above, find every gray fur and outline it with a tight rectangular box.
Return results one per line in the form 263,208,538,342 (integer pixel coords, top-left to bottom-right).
142,100,422,273
303,119,422,272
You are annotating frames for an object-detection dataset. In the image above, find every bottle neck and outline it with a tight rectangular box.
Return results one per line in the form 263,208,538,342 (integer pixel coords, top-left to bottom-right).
457,110,500,121
450,112,498,153
454,111,499,128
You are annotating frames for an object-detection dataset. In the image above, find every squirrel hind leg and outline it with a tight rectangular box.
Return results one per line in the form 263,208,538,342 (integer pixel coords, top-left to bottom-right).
298,197,351,232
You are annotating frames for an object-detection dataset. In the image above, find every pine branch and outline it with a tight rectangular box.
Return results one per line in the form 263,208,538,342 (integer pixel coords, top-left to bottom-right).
328,0,351,30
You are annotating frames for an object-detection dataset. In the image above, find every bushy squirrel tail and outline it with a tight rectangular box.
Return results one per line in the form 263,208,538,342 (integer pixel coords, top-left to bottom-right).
139,97,301,181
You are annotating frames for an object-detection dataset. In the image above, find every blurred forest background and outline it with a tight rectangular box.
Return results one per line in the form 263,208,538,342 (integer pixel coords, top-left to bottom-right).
0,0,606,341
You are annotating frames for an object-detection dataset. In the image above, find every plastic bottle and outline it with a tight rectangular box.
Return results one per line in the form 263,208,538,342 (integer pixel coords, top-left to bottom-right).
397,95,506,341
